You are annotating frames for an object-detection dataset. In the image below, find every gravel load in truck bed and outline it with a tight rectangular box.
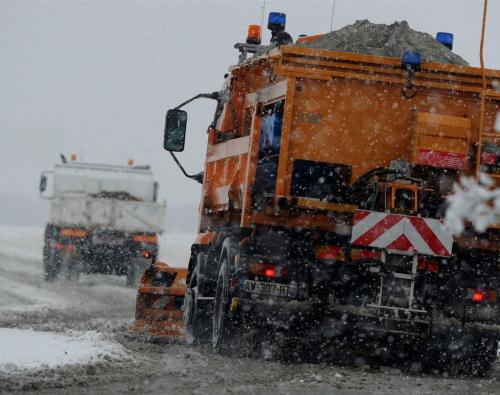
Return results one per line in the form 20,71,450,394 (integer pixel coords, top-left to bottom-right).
301,20,469,66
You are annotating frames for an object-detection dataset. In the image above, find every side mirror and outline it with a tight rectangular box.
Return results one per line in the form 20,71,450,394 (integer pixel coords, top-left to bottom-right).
164,109,187,152
39,175,47,192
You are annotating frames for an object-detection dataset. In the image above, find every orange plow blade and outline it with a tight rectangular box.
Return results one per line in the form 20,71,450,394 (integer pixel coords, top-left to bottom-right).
128,262,187,342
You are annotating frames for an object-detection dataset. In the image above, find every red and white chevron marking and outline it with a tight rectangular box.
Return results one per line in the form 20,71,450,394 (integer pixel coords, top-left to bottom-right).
351,210,453,257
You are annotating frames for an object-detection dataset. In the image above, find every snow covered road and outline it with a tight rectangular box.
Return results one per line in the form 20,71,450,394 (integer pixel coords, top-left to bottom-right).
1,225,499,394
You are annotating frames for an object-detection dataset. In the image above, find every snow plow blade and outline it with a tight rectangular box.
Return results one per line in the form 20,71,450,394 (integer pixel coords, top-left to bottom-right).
128,262,187,342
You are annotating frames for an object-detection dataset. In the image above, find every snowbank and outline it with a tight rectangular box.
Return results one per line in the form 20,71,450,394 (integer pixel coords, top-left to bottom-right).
445,174,500,235
0,328,135,392
0,328,129,372
0,222,193,268
0,224,43,262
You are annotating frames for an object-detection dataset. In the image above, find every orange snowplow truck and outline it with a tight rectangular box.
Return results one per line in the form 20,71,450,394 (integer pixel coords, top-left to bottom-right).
164,14,500,373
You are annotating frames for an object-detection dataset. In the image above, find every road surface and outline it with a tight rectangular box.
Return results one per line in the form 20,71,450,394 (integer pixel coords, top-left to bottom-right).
0,225,499,394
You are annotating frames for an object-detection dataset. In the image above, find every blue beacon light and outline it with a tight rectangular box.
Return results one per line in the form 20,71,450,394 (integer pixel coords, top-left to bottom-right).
436,32,454,50
267,12,286,32
402,50,422,72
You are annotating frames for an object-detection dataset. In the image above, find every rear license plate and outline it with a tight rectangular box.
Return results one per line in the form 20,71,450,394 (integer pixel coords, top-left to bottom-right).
243,280,297,298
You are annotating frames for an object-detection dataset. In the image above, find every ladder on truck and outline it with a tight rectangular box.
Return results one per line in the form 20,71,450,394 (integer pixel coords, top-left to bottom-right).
475,0,500,182
476,100,500,181
366,251,431,337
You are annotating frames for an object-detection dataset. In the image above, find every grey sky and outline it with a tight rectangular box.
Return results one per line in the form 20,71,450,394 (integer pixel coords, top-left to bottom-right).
0,0,499,231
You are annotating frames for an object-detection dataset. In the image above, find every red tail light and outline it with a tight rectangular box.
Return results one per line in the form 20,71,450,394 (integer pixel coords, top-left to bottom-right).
471,291,484,302
263,268,275,278
250,263,288,279
468,289,497,303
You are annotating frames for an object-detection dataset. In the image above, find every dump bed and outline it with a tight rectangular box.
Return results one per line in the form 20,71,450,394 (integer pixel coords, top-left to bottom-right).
199,45,500,236
53,162,157,202
50,195,165,233
47,161,165,233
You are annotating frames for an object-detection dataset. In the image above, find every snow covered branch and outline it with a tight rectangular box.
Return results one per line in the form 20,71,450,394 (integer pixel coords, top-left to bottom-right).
445,174,500,235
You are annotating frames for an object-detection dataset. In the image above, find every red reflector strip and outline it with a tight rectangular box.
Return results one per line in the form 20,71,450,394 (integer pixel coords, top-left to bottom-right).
315,245,344,260
417,148,466,169
351,249,381,261
315,246,380,261
481,152,497,165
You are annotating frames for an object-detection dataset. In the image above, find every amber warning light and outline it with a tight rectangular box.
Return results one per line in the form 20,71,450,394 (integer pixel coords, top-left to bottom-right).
246,24,261,45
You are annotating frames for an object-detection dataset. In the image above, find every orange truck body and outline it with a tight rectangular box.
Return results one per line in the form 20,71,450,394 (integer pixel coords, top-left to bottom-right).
128,262,187,341
197,45,500,249
162,31,500,371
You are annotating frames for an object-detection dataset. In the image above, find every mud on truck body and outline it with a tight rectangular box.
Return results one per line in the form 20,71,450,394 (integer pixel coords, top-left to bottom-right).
40,160,165,286
163,18,500,374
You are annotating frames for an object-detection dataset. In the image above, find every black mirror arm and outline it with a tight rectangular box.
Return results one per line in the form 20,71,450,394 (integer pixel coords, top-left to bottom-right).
169,151,204,184
167,91,223,184
174,91,222,110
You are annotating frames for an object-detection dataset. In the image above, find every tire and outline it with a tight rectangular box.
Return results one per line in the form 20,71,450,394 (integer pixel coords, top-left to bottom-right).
126,263,139,287
463,337,497,377
62,255,80,282
184,275,212,345
212,255,235,352
43,244,60,282
438,335,497,377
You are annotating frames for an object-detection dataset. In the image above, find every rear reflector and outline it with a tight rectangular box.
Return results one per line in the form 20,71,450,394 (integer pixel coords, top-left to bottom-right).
315,245,381,261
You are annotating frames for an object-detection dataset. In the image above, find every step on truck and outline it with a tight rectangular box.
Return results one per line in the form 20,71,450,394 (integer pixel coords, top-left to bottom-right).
160,13,500,374
40,157,166,286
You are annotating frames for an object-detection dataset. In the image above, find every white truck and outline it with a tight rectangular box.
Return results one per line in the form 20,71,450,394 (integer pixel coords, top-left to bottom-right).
39,159,166,285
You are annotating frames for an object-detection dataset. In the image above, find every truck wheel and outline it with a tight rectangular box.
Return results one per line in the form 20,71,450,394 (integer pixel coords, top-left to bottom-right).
212,256,235,353
442,335,497,377
63,256,80,282
43,245,60,282
126,264,139,287
184,274,212,345
463,337,497,377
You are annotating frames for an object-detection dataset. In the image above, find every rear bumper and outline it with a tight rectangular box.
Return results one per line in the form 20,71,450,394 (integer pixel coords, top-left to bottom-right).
232,296,313,328
321,305,500,341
